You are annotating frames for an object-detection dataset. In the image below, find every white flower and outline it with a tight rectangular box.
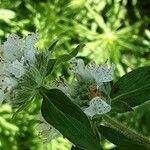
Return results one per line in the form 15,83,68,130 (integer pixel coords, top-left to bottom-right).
0,33,39,104
89,62,115,84
71,58,115,85
53,58,114,118
0,75,17,104
5,57,25,78
36,114,62,143
52,77,73,95
2,34,23,61
0,90,5,104
23,33,39,63
1,33,39,63
71,58,91,81
84,96,111,118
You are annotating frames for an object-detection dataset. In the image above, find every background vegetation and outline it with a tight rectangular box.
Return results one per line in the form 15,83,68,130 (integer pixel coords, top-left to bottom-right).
0,0,149,149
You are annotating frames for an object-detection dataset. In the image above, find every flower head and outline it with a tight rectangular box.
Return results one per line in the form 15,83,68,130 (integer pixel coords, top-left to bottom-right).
0,33,39,104
2,34,23,61
71,58,115,86
84,96,111,118
54,58,115,118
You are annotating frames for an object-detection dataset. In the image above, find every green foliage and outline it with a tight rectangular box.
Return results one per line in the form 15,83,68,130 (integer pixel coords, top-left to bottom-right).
41,88,102,150
0,104,42,150
0,0,149,74
115,102,150,136
98,125,148,150
102,115,150,150
111,66,150,113
53,43,85,69
71,146,84,150
39,66,150,150
0,0,150,150
0,104,71,150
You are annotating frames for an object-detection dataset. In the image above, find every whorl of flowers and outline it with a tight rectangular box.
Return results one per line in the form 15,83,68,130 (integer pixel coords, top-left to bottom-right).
54,58,115,118
0,33,115,142
0,33,39,104
0,33,62,143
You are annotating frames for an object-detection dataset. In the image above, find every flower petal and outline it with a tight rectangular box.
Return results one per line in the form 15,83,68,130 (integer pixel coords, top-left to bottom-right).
84,96,111,117
6,58,25,78
23,33,39,63
0,90,5,104
71,59,115,85
71,58,93,81
3,34,23,61
95,63,115,84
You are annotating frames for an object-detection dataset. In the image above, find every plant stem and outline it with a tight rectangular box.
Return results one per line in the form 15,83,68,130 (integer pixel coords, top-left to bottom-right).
103,115,150,149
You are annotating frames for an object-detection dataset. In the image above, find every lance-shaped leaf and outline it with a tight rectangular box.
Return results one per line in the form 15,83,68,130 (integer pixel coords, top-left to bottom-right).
111,66,150,112
48,40,58,53
46,43,85,76
71,146,84,150
98,125,149,150
41,88,102,150
111,101,133,113
55,43,85,66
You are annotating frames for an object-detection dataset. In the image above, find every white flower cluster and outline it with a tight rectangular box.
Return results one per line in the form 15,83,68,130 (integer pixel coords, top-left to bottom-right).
71,58,115,118
71,58,115,86
55,58,115,118
0,33,39,104
36,113,61,143
84,96,111,117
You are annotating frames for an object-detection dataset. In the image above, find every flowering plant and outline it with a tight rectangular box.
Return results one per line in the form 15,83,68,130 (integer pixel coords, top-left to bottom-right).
0,34,150,150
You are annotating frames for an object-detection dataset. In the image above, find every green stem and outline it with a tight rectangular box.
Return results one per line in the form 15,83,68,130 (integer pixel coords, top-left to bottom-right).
103,115,150,149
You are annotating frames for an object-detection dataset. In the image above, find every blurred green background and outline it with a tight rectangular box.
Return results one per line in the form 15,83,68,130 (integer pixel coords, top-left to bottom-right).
0,0,150,149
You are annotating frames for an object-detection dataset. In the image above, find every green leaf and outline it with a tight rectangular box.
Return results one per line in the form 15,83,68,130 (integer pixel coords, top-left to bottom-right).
48,40,58,53
36,40,57,76
46,44,85,76
46,59,56,75
70,43,85,57
12,97,33,119
98,125,147,150
41,88,102,150
55,54,72,66
111,100,133,113
111,66,150,112
71,146,84,150
55,43,85,66
0,9,16,20
35,51,49,76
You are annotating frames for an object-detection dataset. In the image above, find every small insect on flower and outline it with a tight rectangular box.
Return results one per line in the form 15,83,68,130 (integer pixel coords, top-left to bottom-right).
84,96,111,118
88,85,104,99
53,58,115,118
